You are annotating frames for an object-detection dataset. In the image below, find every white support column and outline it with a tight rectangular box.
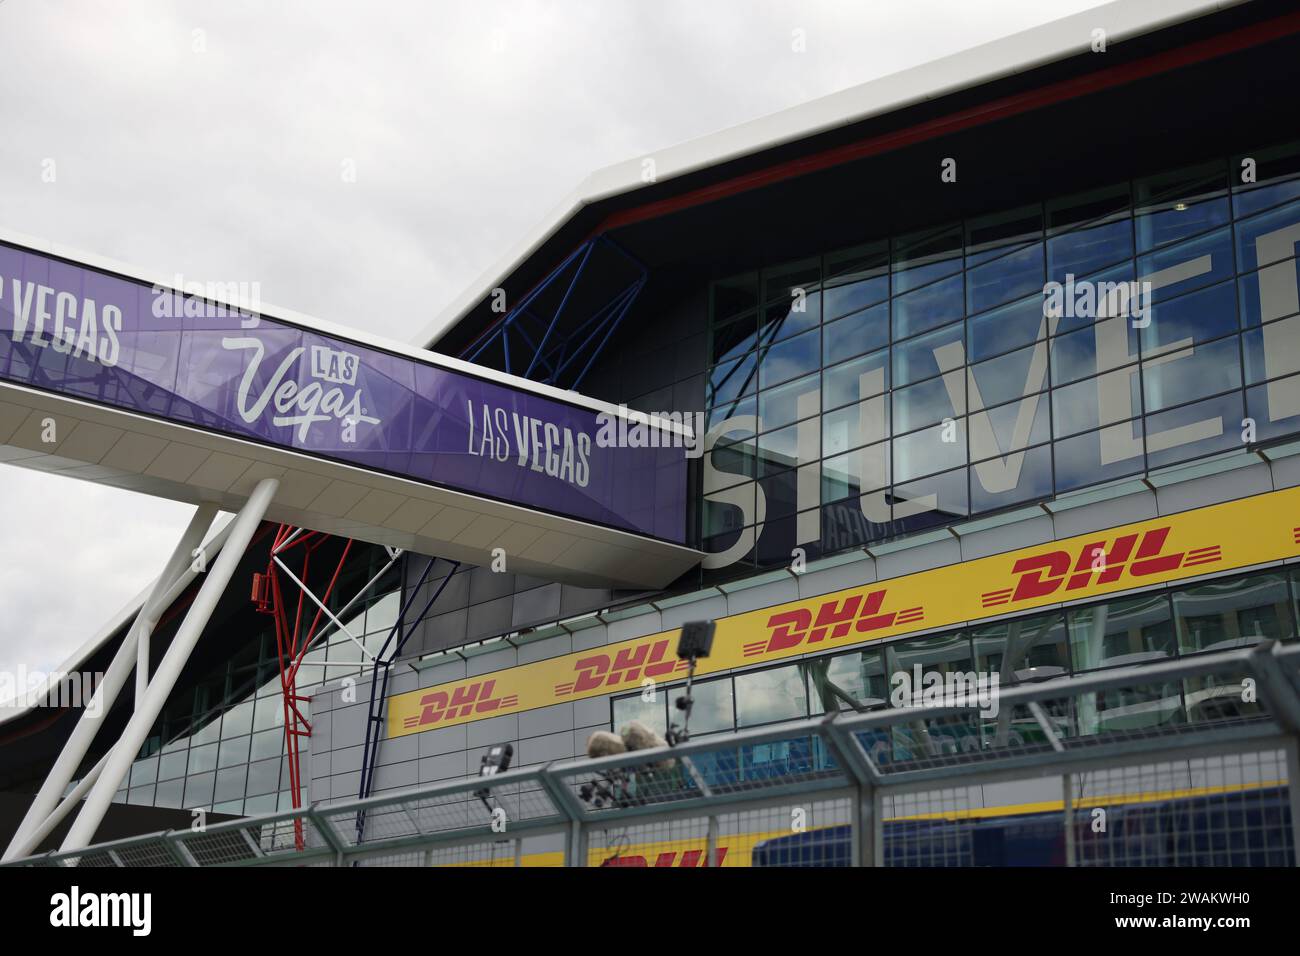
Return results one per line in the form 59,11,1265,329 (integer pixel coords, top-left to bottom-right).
3,503,219,862
60,478,278,853
137,504,217,704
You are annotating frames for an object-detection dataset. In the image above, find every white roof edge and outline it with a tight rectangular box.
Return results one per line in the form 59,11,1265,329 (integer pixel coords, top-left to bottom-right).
0,514,235,729
416,0,1251,349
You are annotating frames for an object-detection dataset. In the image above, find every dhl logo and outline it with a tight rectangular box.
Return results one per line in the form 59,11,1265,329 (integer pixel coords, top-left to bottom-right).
554,638,687,696
980,526,1221,608
744,589,924,658
599,847,729,867
401,679,519,730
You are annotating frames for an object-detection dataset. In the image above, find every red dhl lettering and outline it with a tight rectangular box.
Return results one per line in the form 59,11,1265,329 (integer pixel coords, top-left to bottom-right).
555,638,681,696
983,527,1218,607
746,589,924,657
599,847,729,867
401,679,519,729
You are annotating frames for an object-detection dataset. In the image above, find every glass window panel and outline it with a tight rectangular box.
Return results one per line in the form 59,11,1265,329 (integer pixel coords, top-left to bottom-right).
184,772,215,808
972,613,1069,682
1142,334,1241,412
1137,225,1233,305
155,779,184,810
758,425,801,475
1047,181,1131,233
892,274,963,341
1143,391,1242,469
1135,196,1229,253
758,328,819,388
187,742,218,774
217,735,250,769
966,243,1044,314
221,699,254,738
969,341,1048,409
129,757,158,788
253,695,284,733
823,278,889,324
970,442,1052,513
758,373,819,433
735,665,808,727
763,291,820,341
674,678,734,735
1047,218,1132,282
1139,280,1238,352
1051,319,1138,386
892,420,966,483
893,375,963,434
892,466,969,530
1052,368,1142,438
886,631,973,682
702,485,753,537
821,444,884,502
1235,197,1300,273
758,467,803,522
763,257,821,304
1175,572,1295,654
824,347,888,411
158,750,188,781
892,221,962,294
807,649,889,710
251,728,285,761
612,693,666,736
711,273,758,323
1238,259,1300,328
823,301,888,365
826,239,889,284
127,786,155,807
821,496,887,552
710,314,759,365
214,766,248,804
822,402,872,457
706,392,755,431
967,293,1046,363
189,713,221,746
966,203,1043,265
1087,681,1185,734
1069,592,1174,671
893,320,963,388
1245,376,1300,443
1053,423,1144,493
707,352,758,407
246,759,280,797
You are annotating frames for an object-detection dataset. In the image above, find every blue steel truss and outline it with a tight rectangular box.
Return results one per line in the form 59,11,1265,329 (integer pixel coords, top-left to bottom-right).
463,235,648,391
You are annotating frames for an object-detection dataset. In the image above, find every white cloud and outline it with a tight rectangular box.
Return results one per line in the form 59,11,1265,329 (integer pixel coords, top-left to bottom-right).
0,0,1107,675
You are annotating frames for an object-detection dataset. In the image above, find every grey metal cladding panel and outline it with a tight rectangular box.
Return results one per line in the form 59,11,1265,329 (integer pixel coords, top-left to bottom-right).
726,577,800,616
419,752,469,784
1155,463,1272,514
517,702,574,739
466,713,518,749
378,734,419,765
573,695,613,729
673,373,705,412
419,658,468,688
466,595,514,643
331,707,368,750
517,631,572,665
518,730,577,767
798,557,877,598
676,331,708,380
511,583,563,628
874,537,961,579
413,607,468,656
1052,490,1156,538
416,724,468,758
331,745,364,775
469,567,518,604
661,594,727,630
559,584,614,616
960,514,1055,562
387,669,420,696
372,760,418,793
465,646,515,678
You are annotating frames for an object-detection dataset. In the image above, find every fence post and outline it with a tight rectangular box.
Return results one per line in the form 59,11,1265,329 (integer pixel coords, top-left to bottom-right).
1062,774,1077,867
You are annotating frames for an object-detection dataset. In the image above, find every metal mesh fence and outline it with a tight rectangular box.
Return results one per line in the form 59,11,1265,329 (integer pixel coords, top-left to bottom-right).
7,644,1298,868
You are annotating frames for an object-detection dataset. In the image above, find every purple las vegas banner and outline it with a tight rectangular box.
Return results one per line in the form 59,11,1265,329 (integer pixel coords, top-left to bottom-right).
0,241,686,543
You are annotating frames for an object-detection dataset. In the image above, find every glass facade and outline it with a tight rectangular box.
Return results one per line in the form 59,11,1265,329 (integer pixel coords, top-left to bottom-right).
67,555,402,817
612,567,1300,739
702,143,1300,574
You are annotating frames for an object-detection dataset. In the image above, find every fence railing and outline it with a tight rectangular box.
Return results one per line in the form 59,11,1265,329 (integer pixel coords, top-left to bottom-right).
10,641,1300,867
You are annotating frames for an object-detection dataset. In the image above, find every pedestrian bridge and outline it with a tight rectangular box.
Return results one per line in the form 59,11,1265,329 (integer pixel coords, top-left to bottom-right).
0,231,699,589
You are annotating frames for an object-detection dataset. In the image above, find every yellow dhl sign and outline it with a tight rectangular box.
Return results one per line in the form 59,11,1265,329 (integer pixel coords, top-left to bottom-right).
388,485,1300,738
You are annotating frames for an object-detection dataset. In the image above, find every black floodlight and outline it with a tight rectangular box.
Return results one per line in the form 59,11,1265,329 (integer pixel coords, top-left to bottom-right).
474,742,513,815
676,620,715,660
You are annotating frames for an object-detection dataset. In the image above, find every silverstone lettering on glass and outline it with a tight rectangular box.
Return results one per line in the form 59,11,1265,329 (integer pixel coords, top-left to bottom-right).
701,173,1300,571
0,241,686,543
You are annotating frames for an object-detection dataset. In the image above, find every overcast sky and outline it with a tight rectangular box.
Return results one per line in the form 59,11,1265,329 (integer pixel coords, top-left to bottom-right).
0,0,1108,682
